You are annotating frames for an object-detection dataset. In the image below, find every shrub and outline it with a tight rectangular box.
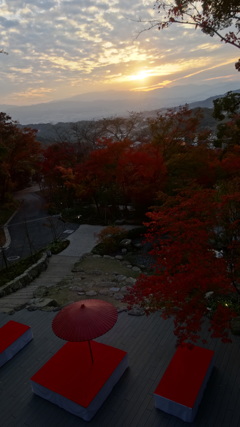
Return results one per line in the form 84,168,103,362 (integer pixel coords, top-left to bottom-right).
0,252,42,287
95,226,127,254
48,239,69,254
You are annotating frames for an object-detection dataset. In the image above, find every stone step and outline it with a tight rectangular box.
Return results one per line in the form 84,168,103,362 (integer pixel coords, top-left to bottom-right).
0,298,32,305
0,228,102,312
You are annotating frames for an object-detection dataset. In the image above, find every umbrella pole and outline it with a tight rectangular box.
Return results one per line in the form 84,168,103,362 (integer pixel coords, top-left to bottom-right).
88,340,94,364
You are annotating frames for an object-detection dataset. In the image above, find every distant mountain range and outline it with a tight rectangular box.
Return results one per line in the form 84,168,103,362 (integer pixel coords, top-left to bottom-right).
188,89,240,109
1,82,239,126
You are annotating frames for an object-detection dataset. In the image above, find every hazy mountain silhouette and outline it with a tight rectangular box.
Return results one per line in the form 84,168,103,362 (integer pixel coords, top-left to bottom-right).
1,82,239,125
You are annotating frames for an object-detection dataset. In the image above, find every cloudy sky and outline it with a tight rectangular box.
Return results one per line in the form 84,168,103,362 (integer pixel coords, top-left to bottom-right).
0,0,239,106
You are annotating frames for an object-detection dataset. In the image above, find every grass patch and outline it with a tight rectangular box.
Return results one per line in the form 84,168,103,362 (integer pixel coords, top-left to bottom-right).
46,284,82,307
74,256,140,278
48,239,70,254
0,252,43,287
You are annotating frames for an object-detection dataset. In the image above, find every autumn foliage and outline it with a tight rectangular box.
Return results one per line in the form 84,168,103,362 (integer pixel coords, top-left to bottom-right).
37,100,240,344
125,189,239,344
0,113,41,202
44,137,166,216
153,0,240,69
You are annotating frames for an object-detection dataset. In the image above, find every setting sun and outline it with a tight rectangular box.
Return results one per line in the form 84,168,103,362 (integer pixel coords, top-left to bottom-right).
128,70,149,81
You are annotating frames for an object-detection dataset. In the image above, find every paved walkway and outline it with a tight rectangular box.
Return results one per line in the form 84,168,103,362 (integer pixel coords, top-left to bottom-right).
0,224,104,313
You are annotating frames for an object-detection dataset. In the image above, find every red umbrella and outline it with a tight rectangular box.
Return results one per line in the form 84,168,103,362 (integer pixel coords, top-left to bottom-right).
52,299,118,363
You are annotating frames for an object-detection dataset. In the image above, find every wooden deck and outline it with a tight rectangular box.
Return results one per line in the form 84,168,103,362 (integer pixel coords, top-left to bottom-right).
0,309,239,427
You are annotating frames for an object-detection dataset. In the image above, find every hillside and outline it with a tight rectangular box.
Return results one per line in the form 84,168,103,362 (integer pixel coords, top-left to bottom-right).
15,88,240,145
2,84,239,126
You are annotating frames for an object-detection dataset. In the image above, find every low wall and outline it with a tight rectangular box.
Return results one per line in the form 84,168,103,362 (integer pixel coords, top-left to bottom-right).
0,253,49,298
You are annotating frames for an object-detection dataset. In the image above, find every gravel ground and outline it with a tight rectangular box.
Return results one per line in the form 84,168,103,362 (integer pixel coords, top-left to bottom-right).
29,252,150,312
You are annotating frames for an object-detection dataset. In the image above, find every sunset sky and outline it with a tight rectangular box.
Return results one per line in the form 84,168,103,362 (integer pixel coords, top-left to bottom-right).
0,0,239,106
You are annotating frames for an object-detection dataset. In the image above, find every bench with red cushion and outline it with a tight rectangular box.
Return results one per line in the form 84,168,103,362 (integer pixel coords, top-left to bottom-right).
31,340,128,421
0,320,33,367
154,344,214,422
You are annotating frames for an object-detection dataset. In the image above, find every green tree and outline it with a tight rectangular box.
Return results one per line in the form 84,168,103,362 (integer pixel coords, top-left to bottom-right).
213,91,240,120
213,91,240,148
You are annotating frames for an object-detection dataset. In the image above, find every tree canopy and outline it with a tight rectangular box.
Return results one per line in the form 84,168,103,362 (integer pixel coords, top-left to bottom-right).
125,187,240,344
151,0,240,69
213,91,240,148
0,113,41,202
38,100,240,344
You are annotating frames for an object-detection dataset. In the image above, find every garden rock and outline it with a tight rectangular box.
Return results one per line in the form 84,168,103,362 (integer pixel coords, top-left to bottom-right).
99,289,110,296
100,281,116,288
33,286,48,298
125,277,136,285
85,290,98,296
36,298,58,308
69,286,84,291
114,294,124,300
115,275,127,282
120,239,132,248
27,298,59,310
110,287,120,292
128,306,145,316
132,266,141,272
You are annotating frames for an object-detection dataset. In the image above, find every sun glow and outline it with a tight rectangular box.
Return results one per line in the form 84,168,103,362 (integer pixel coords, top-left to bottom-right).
128,70,150,81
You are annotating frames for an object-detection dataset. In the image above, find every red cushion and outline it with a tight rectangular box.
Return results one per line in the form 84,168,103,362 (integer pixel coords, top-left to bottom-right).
0,321,31,353
31,341,127,408
154,345,214,408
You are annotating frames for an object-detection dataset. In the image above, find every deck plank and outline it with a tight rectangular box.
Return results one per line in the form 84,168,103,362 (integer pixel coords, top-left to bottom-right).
0,310,239,427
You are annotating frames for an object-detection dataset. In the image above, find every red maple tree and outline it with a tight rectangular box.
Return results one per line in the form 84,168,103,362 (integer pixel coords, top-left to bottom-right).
116,143,166,211
125,189,239,344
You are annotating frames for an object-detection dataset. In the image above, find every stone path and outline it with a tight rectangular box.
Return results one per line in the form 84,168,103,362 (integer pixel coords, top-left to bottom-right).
0,224,104,314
